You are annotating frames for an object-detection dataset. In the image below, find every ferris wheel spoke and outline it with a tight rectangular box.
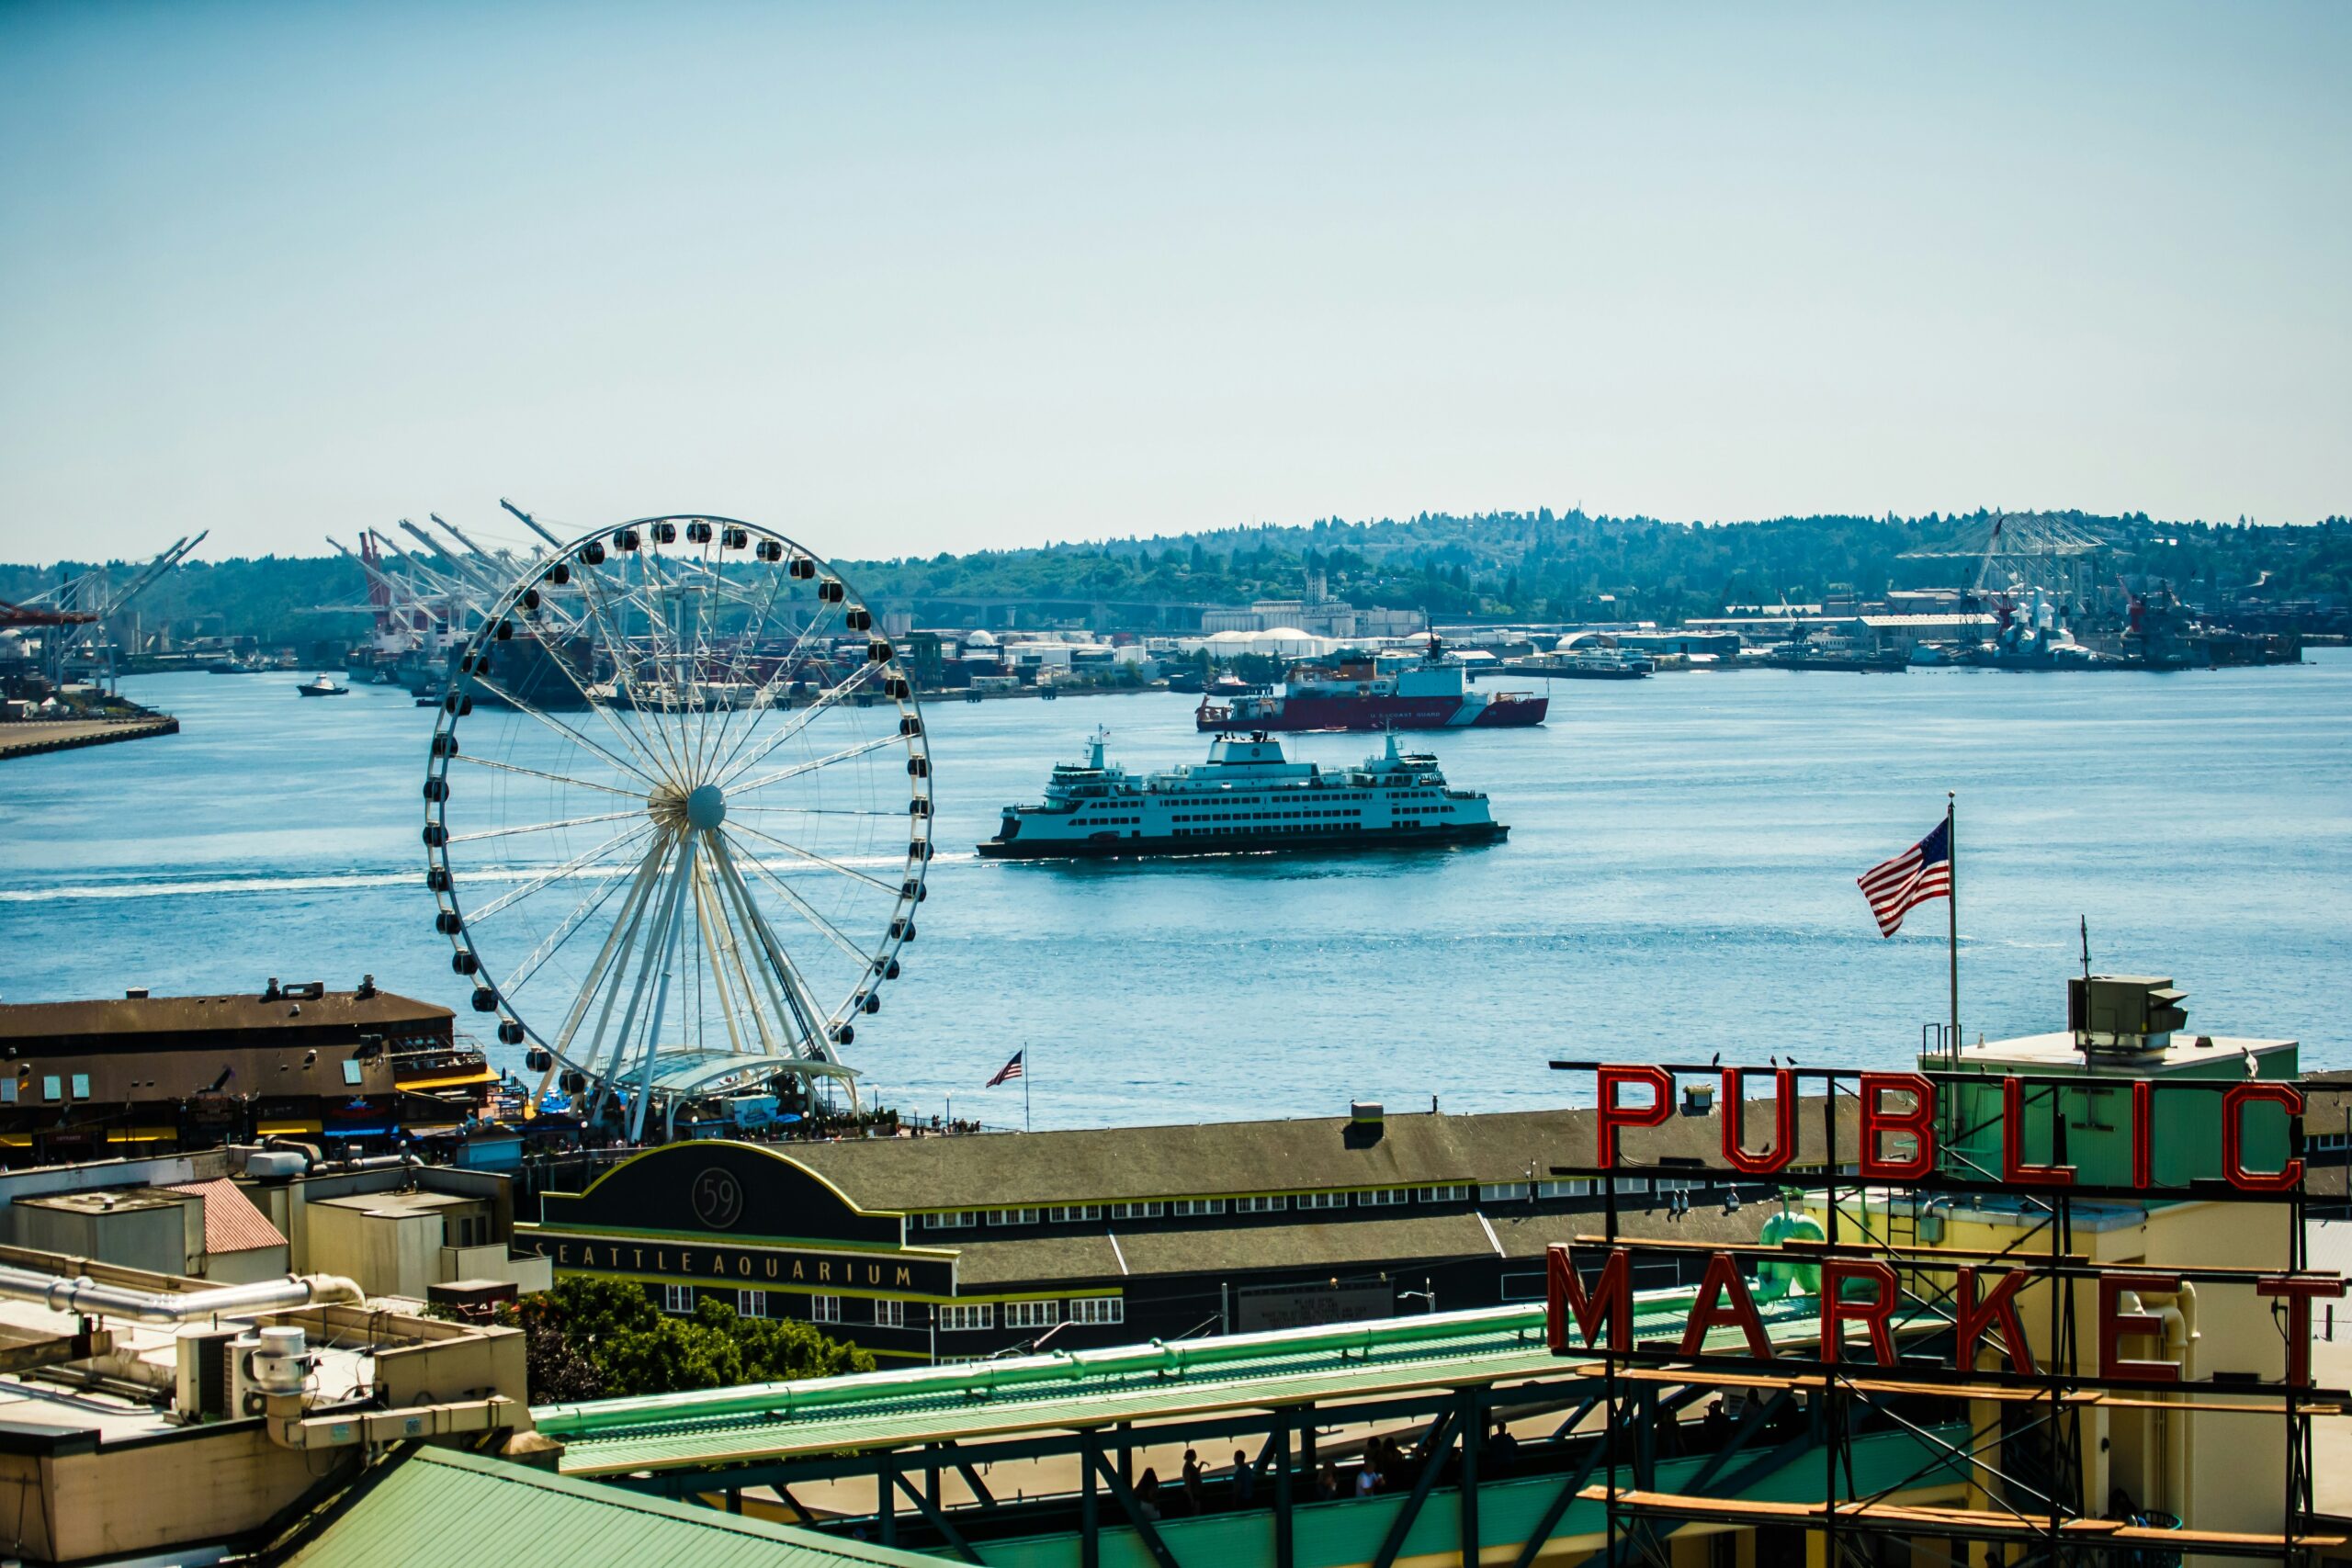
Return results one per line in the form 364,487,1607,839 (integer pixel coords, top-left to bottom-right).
724,804,912,818
724,819,902,895
499,857,643,999
571,564,684,778
729,731,907,797
465,820,654,925
715,659,887,791
522,616,679,785
732,840,888,965
706,599,848,781
447,806,646,846
464,668,664,790
697,560,795,777
449,752,648,802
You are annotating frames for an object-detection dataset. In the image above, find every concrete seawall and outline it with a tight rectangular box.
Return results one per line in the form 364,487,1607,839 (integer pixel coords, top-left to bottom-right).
0,716,179,761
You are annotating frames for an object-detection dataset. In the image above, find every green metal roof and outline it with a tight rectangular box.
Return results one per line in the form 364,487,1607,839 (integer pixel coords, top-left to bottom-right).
286,1447,947,1568
550,1294,1827,1478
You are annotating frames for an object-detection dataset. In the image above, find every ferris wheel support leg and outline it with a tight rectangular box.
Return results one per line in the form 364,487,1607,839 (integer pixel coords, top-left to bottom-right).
592,839,688,1128
554,835,670,1091
627,837,698,1145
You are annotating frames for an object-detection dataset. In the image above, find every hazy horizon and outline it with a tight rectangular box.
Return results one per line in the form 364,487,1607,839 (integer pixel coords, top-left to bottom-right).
5,3,2347,567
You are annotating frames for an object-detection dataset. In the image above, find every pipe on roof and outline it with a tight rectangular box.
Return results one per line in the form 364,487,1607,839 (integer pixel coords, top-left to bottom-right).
0,1266,363,1325
537,1303,1557,1438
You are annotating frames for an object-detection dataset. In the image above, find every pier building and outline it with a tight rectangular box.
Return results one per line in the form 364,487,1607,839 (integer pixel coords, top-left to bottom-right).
0,981,499,1165
517,1100,1861,1364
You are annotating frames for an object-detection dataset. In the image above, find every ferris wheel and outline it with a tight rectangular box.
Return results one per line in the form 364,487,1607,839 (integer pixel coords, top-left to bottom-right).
420,516,931,1139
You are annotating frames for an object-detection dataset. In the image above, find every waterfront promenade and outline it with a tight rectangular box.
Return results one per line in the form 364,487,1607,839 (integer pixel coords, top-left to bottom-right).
0,713,177,762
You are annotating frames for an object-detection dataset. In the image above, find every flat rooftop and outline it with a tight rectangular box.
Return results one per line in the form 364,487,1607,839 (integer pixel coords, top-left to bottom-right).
1957,1030,2296,1074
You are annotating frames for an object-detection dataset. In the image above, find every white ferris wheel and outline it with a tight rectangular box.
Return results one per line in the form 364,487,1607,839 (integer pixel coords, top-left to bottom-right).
420,516,931,1138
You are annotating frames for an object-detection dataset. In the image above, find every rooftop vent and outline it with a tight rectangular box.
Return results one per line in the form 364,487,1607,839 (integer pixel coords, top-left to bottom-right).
1681,1082,1716,1116
125,987,149,1000
1350,1100,1385,1125
2067,975,2188,1055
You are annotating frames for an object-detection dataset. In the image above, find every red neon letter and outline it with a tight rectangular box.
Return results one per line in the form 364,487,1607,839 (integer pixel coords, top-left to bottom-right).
1547,1244,1634,1355
1679,1251,1775,1360
2256,1275,2347,1387
1859,1073,1936,1181
2001,1077,2076,1187
1721,1068,1796,1176
2131,1079,2154,1190
2098,1273,2183,1382
1596,1065,1672,1167
2222,1081,2304,1192
1953,1267,2037,1376
1820,1258,1900,1366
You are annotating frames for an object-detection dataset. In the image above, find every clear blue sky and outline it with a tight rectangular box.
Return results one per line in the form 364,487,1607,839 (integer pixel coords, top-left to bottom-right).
2,3,2346,564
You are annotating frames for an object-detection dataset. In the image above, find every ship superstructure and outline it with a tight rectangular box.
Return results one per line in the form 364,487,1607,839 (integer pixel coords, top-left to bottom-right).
978,728,1508,859
1196,637,1546,732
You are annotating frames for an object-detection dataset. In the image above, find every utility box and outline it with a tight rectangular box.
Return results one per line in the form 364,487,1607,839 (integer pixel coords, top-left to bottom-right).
174,1326,242,1423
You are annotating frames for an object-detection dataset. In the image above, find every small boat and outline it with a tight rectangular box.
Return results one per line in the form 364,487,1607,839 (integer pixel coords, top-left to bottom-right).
413,681,444,707
296,674,350,697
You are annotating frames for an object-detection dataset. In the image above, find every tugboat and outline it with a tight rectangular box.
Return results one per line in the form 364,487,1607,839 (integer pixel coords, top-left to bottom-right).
978,728,1509,859
296,673,350,697
1196,637,1546,731
413,679,444,708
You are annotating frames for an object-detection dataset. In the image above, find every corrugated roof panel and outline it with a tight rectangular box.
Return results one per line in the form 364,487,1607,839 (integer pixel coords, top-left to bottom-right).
286,1447,946,1568
165,1178,288,1256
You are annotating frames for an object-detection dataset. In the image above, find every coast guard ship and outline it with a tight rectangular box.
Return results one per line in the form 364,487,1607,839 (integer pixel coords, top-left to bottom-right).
977,728,1509,860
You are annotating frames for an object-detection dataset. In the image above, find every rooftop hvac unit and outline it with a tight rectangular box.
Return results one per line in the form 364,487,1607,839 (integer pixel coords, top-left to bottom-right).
175,1326,242,1423
2067,975,2189,1055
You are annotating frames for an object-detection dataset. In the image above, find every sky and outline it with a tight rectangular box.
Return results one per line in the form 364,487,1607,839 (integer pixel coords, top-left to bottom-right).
2,2,2346,566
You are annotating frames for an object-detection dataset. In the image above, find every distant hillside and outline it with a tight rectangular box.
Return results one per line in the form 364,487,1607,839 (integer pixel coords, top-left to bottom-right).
6,509,2346,643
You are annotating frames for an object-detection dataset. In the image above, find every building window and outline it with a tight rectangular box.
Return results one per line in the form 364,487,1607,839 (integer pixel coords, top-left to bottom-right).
874,1299,906,1328
1170,1199,1227,1217
1357,1189,1409,1208
937,1303,994,1332
41,1076,61,1102
1004,1300,1059,1329
1046,1204,1103,1224
1295,1191,1347,1211
1108,1201,1163,1220
985,1207,1041,1226
808,1294,842,1323
1479,1182,1527,1202
925,1211,978,1230
1535,1179,1592,1200
662,1284,695,1314
1415,1185,1472,1203
1234,1195,1286,1213
70,1074,89,1099
738,1290,776,1319
1068,1296,1124,1325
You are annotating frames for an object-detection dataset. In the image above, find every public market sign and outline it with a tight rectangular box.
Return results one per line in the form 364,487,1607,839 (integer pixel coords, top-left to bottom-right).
1544,1063,2345,1391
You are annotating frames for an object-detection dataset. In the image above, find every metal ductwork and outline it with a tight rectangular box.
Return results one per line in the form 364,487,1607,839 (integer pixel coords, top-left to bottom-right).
0,1266,364,1325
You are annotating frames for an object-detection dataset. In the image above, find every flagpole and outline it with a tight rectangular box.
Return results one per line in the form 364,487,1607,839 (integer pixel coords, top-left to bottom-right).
1946,792,1960,1065
1024,1040,1032,1134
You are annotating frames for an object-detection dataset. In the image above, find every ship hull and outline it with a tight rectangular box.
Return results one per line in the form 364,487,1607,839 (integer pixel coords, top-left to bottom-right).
977,823,1508,859
1197,694,1546,731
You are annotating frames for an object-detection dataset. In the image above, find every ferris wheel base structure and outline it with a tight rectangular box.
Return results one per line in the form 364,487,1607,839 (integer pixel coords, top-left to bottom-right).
418,513,933,1143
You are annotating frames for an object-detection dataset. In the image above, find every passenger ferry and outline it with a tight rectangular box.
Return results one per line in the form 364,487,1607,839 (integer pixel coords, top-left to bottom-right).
977,728,1509,859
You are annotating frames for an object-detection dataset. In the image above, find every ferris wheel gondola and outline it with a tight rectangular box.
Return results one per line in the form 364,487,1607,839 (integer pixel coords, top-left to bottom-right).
420,516,930,1139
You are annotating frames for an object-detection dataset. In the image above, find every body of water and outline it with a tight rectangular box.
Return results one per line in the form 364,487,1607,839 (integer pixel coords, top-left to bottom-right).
3,657,2346,1128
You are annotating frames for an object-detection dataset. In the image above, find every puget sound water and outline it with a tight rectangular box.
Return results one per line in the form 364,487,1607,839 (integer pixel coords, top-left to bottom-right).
2,657,2346,1130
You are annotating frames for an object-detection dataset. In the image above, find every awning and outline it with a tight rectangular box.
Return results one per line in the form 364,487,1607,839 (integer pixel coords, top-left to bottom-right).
104,1127,176,1145
257,1119,324,1135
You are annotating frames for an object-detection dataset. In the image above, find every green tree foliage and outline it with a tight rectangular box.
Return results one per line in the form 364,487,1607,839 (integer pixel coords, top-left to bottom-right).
481,1277,874,1404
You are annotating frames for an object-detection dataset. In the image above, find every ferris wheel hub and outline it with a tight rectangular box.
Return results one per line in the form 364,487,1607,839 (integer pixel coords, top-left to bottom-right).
684,783,727,831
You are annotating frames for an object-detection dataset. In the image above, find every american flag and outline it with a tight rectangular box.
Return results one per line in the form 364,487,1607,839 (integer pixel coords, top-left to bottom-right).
985,1050,1024,1088
1857,819,1951,938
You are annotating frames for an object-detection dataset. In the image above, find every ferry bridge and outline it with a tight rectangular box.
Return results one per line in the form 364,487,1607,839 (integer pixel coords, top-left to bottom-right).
534,1293,1982,1568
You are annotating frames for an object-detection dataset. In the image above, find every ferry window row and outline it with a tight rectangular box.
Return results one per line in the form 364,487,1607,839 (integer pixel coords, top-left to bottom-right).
1074,815,1138,827
1175,807,1362,823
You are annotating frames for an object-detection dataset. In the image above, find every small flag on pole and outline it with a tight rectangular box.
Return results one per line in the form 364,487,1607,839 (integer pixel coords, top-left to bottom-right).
985,1050,1024,1088
1858,819,1952,938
